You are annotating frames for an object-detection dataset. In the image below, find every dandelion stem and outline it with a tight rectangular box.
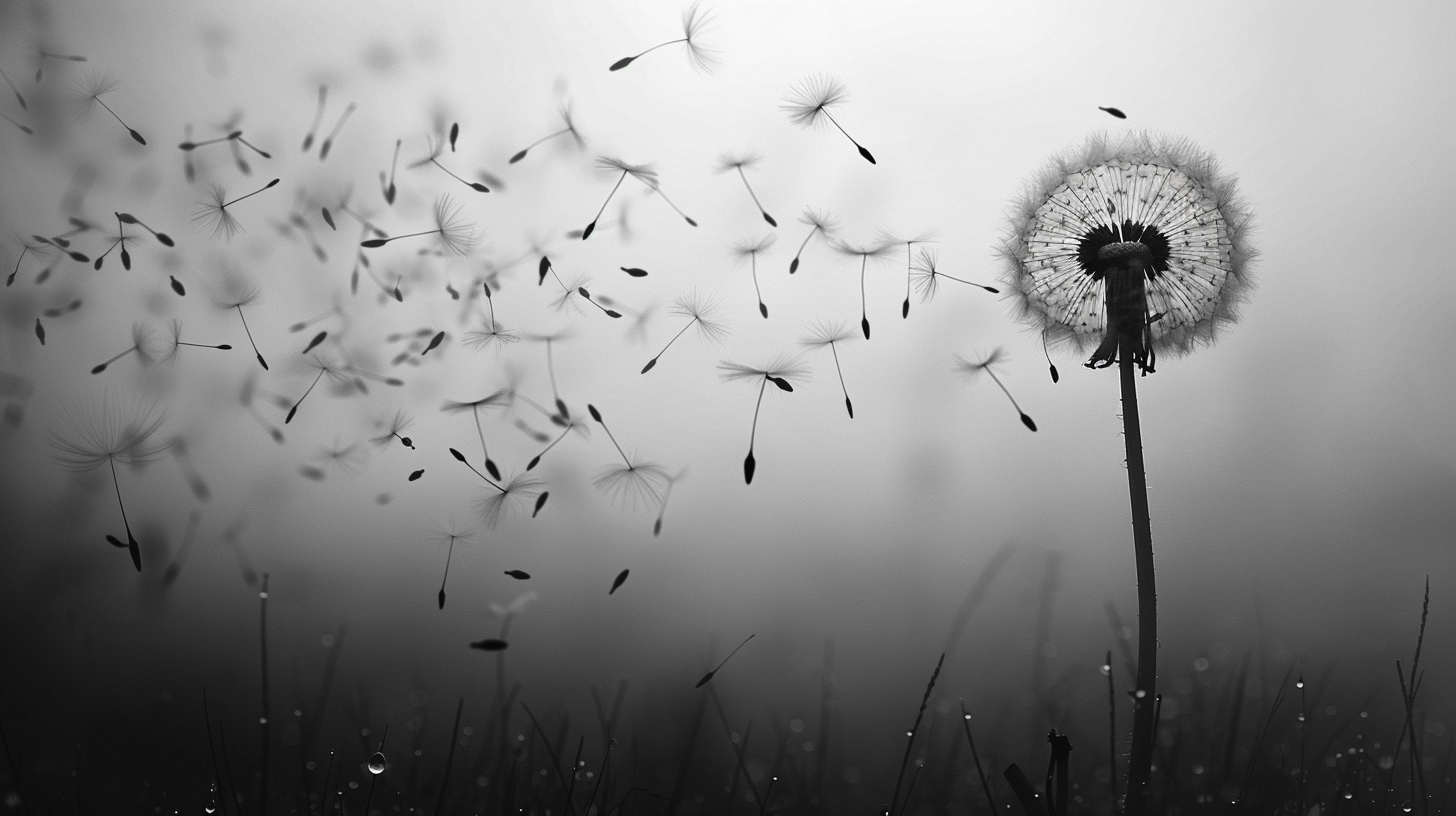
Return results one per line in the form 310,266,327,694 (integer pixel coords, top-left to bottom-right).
829,342,853,418
629,38,687,61
736,166,775,226
1120,345,1157,816
431,158,488,193
285,368,326,424
438,535,456,610
225,178,280,208
453,450,506,494
860,256,870,339
515,127,570,155
745,377,767,484
108,455,141,571
820,109,873,164
258,572,270,816
644,317,697,372
752,255,766,318
791,225,820,273
591,407,632,468
585,172,628,238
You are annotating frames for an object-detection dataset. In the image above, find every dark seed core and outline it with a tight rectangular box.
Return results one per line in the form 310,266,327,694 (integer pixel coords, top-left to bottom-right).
1077,222,1169,280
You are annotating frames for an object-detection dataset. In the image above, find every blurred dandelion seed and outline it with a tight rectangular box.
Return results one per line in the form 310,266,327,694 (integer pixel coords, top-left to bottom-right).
300,84,327,152
432,520,476,610
450,449,546,528
719,354,809,484
641,291,727,373
587,404,669,509
800,320,858,418
782,75,873,163
48,395,167,571
609,3,719,73
371,410,415,450
652,468,686,536
318,101,356,161
717,152,776,227
509,100,585,163
833,239,894,339
90,322,159,374
442,390,511,480
955,347,1036,432
582,156,658,239
360,195,476,255
997,132,1253,814
731,234,776,319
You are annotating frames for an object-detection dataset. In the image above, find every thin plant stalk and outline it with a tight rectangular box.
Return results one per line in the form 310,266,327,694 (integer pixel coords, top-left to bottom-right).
1120,345,1157,816
258,573,270,816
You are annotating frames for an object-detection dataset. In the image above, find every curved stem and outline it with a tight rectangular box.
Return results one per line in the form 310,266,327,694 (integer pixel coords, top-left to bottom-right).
1120,345,1157,816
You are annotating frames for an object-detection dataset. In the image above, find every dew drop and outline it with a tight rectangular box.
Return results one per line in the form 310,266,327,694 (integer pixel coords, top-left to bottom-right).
367,752,387,774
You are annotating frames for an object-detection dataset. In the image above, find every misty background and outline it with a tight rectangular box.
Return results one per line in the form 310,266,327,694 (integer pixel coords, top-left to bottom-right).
0,0,1452,801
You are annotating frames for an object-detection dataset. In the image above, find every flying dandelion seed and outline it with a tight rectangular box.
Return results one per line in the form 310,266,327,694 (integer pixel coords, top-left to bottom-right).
997,131,1254,815
581,156,658,239
881,229,935,319
716,152,776,227
463,282,520,349
833,239,894,339
800,320,858,419
910,247,999,304
509,100,585,163
442,392,510,481
719,355,809,484
194,179,281,241
449,448,546,528
954,347,1036,432
213,274,270,370
160,319,232,365
318,101,356,161
431,520,476,610
641,291,728,373
408,134,489,193
48,395,167,571
361,195,476,255
731,234,776,318
587,404,669,509
285,356,353,424
75,71,145,145
652,469,686,536
525,410,587,471
371,410,415,450
782,74,874,164
695,633,755,688
300,84,326,152
89,322,160,375
609,3,719,73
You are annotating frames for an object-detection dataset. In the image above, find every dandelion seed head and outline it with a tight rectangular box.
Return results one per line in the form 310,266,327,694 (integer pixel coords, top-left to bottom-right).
715,151,761,173
669,291,729,343
441,389,512,414
73,69,118,106
593,458,669,510
475,472,545,528
781,74,849,129
832,239,894,261
998,131,1256,359
799,207,840,233
49,395,168,472
596,156,659,188
718,353,811,385
194,185,243,240
431,195,478,256
910,247,942,302
954,346,1009,381
680,2,721,73
800,319,856,348
731,233,776,258
370,410,414,447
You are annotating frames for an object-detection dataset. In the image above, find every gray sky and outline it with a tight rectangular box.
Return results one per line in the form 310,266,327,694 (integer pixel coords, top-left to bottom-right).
1,0,1453,735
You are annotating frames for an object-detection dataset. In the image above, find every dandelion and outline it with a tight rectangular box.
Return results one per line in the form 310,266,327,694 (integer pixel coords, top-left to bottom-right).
90,322,159,374
581,156,657,240
732,234,776,318
910,247,999,304
408,134,489,193
371,410,415,450
641,291,728,373
431,520,476,610
954,347,1036,432
609,3,719,73
652,468,686,536
75,71,145,145
442,389,511,480
525,330,575,420
782,74,873,164
449,448,547,527
524,408,587,471
800,319,858,418
716,152,776,227
90,215,134,271
300,84,327,152
160,319,232,365
464,282,520,349
996,131,1254,815
833,239,895,339
115,212,174,247
380,138,401,204
48,395,167,570
284,356,354,424
695,633,755,689
317,101,356,162
508,100,585,164
194,178,281,241
587,404,669,509
361,195,476,255
577,284,623,319
789,208,838,274
0,108,32,136
719,354,810,484
880,228,936,319
213,273,270,370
